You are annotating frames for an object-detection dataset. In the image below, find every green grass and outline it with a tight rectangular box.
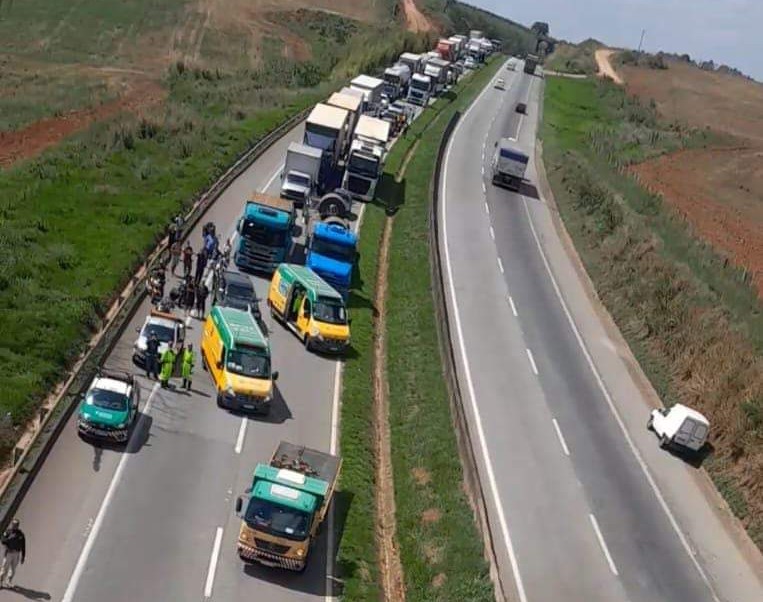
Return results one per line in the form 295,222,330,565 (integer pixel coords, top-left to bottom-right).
542,76,763,551
337,58,501,601
544,40,601,75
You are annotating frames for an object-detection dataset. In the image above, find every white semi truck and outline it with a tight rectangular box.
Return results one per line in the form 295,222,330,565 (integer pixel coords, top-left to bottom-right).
491,138,529,191
327,92,362,141
383,64,412,102
398,52,423,74
303,103,350,193
408,73,432,106
280,142,323,207
343,115,390,201
350,75,385,113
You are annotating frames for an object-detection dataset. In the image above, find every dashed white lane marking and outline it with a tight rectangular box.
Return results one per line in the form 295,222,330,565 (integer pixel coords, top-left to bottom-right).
481,165,485,175
62,383,161,602
526,348,539,376
234,417,247,454
489,226,495,240
508,296,518,317
520,196,720,600
482,181,487,194
589,514,619,576
441,58,529,602
204,526,225,597
552,418,571,456
497,257,504,274
484,202,490,215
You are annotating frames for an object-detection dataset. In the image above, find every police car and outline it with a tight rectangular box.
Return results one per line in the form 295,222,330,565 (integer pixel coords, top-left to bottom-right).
132,310,185,367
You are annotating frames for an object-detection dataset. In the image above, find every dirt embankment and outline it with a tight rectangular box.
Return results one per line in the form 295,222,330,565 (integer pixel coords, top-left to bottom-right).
595,48,624,84
0,78,166,168
401,0,432,33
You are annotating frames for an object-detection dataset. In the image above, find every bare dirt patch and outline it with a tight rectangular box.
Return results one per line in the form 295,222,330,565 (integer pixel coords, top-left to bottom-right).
595,48,623,84
629,147,763,296
421,508,441,524
411,466,431,486
432,573,447,588
0,78,166,168
401,0,433,33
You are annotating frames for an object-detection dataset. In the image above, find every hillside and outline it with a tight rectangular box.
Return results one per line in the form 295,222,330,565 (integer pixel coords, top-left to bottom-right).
619,57,763,297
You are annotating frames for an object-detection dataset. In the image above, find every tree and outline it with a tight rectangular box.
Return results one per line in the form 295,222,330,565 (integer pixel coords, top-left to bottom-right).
531,21,549,37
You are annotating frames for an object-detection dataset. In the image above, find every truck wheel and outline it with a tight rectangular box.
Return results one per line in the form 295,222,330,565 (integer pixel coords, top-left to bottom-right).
216,394,224,409
304,336,312,352
659,434,670,449
646,415,654,431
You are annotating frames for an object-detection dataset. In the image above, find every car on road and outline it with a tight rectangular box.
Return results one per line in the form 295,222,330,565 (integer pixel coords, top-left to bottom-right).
77,371,138,443
647,403,709,451
214,269,261,321
494,78,506,90
132,310,185,368
515,102,527,114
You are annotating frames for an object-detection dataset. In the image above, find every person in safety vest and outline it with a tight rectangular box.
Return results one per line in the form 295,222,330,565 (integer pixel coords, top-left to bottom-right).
159,346,177,389
181,344,195,391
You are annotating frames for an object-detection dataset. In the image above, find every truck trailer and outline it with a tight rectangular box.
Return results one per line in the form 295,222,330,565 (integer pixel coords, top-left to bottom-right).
303,103,350,193
343,115,390,202
491,138,529,192
280,142,322,206
350,75,385,112
524,53,539,75
327,92,362,141
398,52,423,75
382,64,411,101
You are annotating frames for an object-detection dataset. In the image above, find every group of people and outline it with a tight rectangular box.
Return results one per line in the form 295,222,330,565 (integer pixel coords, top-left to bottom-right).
143,333,195,391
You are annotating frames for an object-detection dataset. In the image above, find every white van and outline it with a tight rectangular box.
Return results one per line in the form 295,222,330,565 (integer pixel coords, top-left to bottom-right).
647,404,709,451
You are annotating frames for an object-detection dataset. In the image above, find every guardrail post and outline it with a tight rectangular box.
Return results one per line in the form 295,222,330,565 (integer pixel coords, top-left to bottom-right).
12,447,23,466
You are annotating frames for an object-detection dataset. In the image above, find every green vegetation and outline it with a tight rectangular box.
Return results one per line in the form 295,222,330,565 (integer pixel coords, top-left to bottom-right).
423,0,536,55
617,49,668,70
545,39,602,75
0,5,429,449
542,76,763,549
338,59,501,600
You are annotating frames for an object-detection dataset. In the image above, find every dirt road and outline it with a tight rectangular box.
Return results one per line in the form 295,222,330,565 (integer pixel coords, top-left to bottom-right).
401,0,432,33
595,48,624,84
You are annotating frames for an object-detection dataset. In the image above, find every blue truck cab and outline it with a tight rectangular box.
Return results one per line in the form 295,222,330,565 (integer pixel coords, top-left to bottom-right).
306,220,358,299
235,193,296,274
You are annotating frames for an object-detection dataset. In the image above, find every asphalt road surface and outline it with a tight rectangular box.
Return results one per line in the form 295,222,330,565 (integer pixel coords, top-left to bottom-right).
0,122,342,602
438,61,763,602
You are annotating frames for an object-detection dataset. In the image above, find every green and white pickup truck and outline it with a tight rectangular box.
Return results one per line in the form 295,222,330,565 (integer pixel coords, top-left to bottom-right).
77,371,139,444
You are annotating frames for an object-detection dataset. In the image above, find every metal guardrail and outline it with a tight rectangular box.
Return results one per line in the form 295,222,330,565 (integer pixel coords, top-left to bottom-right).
0,106,312,529
428,111,510,602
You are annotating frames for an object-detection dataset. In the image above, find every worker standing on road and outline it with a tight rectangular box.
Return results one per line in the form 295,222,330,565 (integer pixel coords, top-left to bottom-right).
184,280,196,316
194,249,208,285
196,282,209,318
169,241,182,276
181,344,195,391
145,332,160,380
0,519,26,589
182,243,193,278
159,346,177,389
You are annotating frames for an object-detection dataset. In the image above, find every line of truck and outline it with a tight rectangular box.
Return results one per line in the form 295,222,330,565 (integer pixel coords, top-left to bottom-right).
227,30,494,573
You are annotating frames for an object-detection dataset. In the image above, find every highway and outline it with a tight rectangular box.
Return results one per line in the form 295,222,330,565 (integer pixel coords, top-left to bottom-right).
438,62,763,602
0,122,341,601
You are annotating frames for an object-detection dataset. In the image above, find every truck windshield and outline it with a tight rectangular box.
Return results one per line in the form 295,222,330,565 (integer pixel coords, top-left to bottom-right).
245,498,311,541
411,79,429,91
240,221,288,247
348,153,379,177
287,173,311,188
225,348,270,378
87,389,128,412
312,238,356,262
314,297,347,325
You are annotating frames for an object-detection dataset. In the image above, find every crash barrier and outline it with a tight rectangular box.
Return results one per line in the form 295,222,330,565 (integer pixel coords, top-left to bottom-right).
0,106,312,530
428,111,509,602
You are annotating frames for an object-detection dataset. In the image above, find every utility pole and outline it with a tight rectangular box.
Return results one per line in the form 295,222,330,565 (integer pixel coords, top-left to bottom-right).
637,29,646,53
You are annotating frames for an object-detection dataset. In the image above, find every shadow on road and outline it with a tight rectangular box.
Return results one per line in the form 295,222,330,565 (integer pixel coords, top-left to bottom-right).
3,584,51,600
666,441,715,469
227,384,292,425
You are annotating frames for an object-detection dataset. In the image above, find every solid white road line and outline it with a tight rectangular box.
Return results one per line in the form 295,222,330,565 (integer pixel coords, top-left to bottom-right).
330,361,342,456
62,382,161,602
552,418,570,456
324,361,342,601
508,296,518,317
204,527,224,598
589,514,619,576
497,257,504,274
521,197,720,600
234,417,247,454
489,226,495,240
262,164,284,193
441,58,530,602
526,348,539,376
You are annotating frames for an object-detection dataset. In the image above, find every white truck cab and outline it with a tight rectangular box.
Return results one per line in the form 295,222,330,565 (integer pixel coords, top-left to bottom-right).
648,404,709,451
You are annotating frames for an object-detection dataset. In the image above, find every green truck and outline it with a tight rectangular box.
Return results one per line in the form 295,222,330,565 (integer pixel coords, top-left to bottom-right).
235,441,341,571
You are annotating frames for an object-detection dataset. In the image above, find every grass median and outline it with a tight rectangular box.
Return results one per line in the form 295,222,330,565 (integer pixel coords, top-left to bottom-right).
338,57,501,600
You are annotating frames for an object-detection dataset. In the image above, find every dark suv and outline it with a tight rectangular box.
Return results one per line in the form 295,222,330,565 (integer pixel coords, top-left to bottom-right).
214,270,261,320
